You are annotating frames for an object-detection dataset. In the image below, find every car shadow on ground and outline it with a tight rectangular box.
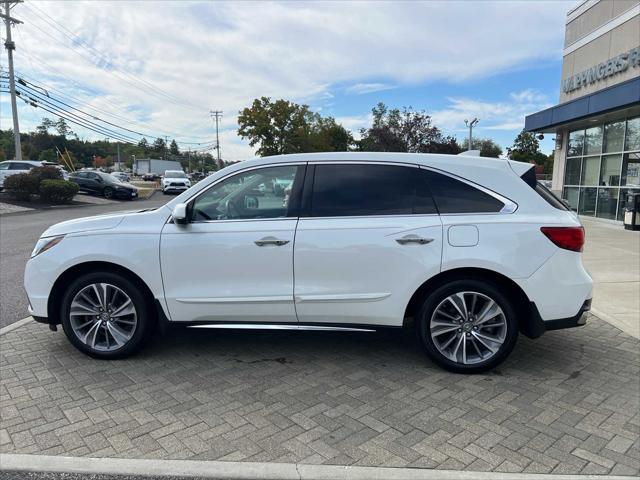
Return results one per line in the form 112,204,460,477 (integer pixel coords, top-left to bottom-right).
80,313,637,382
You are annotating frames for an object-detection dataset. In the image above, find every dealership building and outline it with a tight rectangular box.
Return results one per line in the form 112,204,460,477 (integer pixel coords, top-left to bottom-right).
525,0,640,221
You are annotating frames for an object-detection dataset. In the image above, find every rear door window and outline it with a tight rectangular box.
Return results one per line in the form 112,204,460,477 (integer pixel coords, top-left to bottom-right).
310,164,437,217
419,169,505,214
9,162,31,170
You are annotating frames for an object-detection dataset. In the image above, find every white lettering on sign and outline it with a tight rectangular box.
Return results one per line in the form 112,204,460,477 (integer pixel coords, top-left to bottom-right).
562,46,640,94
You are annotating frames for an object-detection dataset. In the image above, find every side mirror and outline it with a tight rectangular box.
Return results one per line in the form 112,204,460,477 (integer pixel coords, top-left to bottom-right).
172,203,188,225
244,195,258,209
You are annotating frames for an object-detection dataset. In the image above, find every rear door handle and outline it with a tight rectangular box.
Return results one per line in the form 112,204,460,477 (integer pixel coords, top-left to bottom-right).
255,237,290,247
396,235,434,245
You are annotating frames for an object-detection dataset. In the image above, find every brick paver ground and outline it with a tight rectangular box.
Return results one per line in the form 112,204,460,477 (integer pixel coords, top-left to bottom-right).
1,314,639,476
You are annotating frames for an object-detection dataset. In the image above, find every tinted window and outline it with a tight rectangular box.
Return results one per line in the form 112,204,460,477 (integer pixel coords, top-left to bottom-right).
420,169,504,214
0,162,9,170
310,164,436,217
9,162,31,170
535,182,568,210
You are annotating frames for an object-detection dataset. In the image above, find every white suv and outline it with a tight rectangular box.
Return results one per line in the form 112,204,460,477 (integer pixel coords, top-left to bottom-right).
161,170,190,194
24,153,593,373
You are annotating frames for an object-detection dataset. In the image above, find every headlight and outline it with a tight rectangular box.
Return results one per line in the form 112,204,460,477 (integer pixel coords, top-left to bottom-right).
31,236,64,258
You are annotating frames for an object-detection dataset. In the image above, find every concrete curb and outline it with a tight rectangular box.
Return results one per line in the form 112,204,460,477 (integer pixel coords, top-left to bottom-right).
0,454,635,480
0,316,32,336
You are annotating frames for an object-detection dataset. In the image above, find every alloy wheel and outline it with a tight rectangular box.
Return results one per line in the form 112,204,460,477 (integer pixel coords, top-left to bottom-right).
69,283,137,352
430,291,507,365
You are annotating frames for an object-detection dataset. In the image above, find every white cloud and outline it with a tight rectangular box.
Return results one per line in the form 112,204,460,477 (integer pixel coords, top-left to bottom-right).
1,0,572,158
430,90,553,136
333,114,373,139
345,83,395,95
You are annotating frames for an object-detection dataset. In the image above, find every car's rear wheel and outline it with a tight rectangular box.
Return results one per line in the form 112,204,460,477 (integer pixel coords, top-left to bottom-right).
103,187,114,199
417,279,518,373
60,272,151,359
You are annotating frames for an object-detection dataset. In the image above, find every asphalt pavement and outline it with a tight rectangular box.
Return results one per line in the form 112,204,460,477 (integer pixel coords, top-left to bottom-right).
0,194,168,328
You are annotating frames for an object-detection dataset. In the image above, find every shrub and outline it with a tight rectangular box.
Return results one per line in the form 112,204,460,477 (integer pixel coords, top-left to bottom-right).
3,173,40,201
29,166,63,191
39,179,79,204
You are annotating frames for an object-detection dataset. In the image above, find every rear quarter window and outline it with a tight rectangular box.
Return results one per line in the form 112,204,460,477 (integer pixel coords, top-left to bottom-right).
419,169,505,214
534,182,569,210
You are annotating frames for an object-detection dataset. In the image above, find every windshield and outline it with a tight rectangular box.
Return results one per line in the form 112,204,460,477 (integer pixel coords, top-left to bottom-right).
108,174,124,183
165,171,186,178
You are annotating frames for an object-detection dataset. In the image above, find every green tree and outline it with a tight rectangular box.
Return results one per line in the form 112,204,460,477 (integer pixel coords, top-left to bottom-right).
36,118,55,135
460,138,503,158
55,118,74,138
238,97,312,156
152,137,166,158
359,103,461,154
138,138,149,154
238,97,352,156
507,129,547,164
38,148,58,162
169,139,180,156
543,151,555,175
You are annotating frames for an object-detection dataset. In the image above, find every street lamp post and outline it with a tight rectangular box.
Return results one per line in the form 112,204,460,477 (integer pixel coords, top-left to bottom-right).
464,118,479,151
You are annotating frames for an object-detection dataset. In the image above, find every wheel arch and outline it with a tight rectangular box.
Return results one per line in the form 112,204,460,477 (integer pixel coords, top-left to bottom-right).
403,267,542,338
47,261,162,326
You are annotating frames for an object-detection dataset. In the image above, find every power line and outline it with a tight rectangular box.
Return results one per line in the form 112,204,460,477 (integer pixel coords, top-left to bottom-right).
26,1,201,111
22,3,205,114
3,88,139,144
2,72,220,146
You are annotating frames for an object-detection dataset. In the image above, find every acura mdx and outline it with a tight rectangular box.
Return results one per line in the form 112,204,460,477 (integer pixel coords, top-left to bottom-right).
24,152,593,373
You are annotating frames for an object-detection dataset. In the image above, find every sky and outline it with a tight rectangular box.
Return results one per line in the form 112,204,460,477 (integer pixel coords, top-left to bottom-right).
0,0,577,160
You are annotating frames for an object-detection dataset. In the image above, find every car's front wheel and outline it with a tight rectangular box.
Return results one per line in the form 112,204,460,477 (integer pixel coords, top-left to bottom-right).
60,272,151,359
417,279,518,373
103,187,114,199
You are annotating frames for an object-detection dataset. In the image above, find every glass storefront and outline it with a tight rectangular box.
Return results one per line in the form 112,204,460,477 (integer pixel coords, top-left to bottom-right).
563,116,640,221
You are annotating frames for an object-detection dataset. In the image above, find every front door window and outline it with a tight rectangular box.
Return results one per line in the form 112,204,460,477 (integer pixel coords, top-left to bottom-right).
191,165,300,221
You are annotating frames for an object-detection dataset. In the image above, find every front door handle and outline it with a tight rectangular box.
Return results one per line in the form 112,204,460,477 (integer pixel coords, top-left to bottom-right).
255,237,290,247
396,235,434,245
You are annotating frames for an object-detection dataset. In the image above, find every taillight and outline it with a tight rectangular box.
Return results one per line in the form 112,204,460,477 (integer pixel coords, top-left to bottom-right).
540,226,585,252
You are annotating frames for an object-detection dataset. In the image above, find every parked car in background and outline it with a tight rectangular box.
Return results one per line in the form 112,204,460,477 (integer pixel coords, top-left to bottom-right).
24,152,593,373
161,170,191,194
189,172,205,182
0,160,68,188
111,172,130,183
142,173,158,182
69,170,138,199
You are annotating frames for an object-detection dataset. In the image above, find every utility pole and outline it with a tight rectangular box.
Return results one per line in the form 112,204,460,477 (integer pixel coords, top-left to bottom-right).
164,135,168,160
210,110,223,169
116,143,121,170
2,1,23,160
464,118,479,151
187,148,191,173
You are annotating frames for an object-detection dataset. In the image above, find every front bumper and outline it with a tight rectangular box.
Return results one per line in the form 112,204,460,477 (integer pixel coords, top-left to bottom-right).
114,189,138,199
163,185,189,192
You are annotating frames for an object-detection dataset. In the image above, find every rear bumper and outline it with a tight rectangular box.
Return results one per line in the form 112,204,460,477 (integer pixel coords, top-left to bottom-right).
522,298,591,339
514,249,593,321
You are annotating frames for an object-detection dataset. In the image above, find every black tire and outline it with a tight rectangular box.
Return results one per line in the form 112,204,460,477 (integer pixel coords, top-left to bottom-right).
60,271,151,359
417,279,518,373
103,187,114,199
